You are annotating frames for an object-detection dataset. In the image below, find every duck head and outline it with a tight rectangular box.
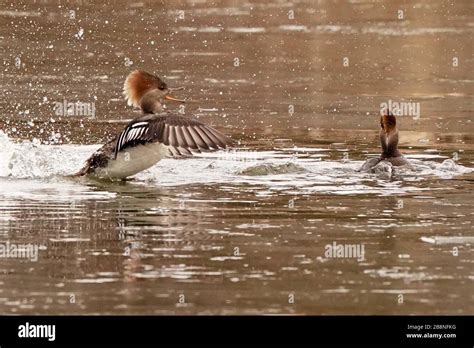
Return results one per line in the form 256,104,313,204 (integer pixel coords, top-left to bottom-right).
123,70,185,113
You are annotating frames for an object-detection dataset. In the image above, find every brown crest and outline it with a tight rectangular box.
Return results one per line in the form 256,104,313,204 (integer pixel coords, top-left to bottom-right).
123,70,168,108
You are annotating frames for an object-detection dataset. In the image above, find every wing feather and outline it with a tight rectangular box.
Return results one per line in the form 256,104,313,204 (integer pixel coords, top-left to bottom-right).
114,114,231,159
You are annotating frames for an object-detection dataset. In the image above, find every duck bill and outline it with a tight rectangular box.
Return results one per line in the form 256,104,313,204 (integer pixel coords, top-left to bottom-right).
164,94,186,103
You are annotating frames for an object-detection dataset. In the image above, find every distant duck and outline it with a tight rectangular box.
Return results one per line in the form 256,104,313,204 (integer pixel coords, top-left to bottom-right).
360,109,409,171
76,70,231,179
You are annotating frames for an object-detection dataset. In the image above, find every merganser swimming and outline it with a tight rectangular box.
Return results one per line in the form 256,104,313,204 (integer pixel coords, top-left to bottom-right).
76,70,231,179
360,109,409,171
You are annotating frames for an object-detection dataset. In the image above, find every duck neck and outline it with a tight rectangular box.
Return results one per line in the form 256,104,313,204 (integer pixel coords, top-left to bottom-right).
140,90,164,114
380,128,401,158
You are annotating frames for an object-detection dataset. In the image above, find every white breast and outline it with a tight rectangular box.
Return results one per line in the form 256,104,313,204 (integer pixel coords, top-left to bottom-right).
95,142,169,179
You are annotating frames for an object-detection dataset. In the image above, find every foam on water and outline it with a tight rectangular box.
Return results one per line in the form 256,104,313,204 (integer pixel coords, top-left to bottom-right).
0,131,472,199
0,130,97,178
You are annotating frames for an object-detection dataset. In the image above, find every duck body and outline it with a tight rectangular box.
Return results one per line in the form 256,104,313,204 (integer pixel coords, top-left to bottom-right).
360,110,409,172
77,112,230,179
359,156,408,173
83,139,169,179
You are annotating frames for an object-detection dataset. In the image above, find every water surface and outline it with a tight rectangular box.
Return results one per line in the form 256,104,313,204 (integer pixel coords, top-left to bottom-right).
0,0,473,314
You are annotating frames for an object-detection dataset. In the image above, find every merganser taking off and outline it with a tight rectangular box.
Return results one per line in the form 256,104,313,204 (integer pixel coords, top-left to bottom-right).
360,109,409,171
76,70,231,179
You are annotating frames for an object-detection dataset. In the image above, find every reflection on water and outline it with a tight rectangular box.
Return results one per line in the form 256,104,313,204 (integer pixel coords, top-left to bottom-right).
0,0,473,314
0,137,472,314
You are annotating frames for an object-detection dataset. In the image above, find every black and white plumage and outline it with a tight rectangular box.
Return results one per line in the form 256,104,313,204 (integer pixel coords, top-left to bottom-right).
76,70,232,179
114,113,229,158
76,113,231,179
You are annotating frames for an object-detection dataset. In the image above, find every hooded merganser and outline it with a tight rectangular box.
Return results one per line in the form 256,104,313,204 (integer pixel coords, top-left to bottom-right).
360,109,409,171
76,70,231,179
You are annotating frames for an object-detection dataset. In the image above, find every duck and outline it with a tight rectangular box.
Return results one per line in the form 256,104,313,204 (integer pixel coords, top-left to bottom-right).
75,70,231,179
360,108,409,172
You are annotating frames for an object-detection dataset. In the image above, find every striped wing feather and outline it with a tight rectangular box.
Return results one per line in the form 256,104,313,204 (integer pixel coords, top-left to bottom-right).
114,114,230,159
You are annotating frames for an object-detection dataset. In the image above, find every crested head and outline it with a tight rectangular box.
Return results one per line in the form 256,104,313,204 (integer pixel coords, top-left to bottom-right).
123,70,168,108
380,108,397,134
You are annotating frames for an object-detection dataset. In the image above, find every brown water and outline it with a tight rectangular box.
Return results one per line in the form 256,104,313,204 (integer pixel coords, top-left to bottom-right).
0,0,473,314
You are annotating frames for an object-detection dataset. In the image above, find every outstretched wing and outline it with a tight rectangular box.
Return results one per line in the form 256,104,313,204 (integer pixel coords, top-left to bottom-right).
114,114,231,159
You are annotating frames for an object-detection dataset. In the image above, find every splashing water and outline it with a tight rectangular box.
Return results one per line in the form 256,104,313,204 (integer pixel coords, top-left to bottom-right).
0,131,471,198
